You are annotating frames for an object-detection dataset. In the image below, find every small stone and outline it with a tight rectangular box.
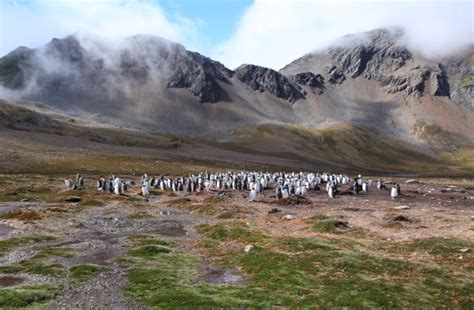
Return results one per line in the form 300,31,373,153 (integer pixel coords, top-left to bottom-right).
244,245,254,253
282,214,296,220
65,196,81,203
460,248,470,253
392,205,410,210
268,208,281,214
405,179,419,184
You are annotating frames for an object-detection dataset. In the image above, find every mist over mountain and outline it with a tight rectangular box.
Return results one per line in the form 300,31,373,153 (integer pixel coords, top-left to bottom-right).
0,28,473,151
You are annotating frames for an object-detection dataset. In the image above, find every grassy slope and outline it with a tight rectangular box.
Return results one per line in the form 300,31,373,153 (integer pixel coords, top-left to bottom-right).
0,99,473,176
121,223,473,308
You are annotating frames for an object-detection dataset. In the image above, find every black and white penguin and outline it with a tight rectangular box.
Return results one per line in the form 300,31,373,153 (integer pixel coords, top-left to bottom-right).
390,185,399,199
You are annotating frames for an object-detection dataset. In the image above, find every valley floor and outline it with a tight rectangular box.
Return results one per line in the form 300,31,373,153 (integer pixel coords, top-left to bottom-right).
0,174,472,308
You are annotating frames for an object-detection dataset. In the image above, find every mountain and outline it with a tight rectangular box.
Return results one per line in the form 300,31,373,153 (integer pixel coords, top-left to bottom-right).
0,28,473,173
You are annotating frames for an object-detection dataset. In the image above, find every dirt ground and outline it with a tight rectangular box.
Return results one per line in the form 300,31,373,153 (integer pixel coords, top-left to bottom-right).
0,174,472,308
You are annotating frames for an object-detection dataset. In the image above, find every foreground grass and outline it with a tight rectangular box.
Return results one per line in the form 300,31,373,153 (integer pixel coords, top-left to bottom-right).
0,234,55,256
69,264,107,285
121,222,473,308
0,284,59,309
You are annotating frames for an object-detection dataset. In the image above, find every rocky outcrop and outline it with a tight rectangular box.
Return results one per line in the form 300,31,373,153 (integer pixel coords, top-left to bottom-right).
166,51,232,103
235,64,304,102
289,72,325,94
0,46,35,89
282,28,453,99
0,35,233,103
442,49,473,109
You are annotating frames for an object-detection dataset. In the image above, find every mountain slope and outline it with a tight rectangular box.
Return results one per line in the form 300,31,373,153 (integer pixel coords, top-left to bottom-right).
0,28,473,173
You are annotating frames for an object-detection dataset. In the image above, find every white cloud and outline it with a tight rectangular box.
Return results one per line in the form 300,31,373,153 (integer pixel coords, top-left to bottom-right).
0,0,203,56
213,0,474,70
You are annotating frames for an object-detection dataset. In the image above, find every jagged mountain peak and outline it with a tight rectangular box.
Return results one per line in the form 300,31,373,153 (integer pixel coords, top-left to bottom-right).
281,27,464,101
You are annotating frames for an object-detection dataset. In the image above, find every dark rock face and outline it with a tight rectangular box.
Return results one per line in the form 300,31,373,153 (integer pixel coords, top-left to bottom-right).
443,50,473,109
289,72,325,94
0,35,232,104
324,29,452,97
283,28,456,100
235,64,304,102
166,51,232,103
0,47,35,89
327,66,346,84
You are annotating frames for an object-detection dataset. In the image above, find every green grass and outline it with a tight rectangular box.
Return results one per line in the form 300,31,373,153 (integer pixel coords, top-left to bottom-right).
79,199,105,207
0,244,68,277
0,234,55,256
307,215,352,234
0,262,63,277
0,284,59,309
69,264,107,285
129,245,171,258
123,231,474,308
127,211,157,220
195,222,266,243
31,246,76,259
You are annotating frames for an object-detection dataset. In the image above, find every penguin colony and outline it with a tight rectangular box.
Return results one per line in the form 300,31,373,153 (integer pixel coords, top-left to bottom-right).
66,171,402,200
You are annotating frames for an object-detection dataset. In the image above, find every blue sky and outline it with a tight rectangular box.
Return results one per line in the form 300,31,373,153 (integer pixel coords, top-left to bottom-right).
158,0,253,45
1,0,472,69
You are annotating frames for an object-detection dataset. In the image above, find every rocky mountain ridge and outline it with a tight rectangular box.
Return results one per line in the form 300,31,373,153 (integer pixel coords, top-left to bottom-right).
0,28,473,147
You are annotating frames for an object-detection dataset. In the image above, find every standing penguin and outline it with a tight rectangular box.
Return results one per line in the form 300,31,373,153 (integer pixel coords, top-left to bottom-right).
114,177,121,195
282,186,289,199
390,185,399,199
276,186,283,200
328,182,335,199
249,186,257,202
396,183,401,196
362,182,368,193
142,178,150,198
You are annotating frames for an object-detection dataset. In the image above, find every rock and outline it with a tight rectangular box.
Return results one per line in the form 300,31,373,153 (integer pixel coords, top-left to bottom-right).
392,205,410,210
327,66,345,84
289,72,325,94
282,214,296,220
268,208,281,214
235,64,304,102
392,215,411,222
460,248,470,253
65,196,81,203
405,179,419,184
244,244,254,253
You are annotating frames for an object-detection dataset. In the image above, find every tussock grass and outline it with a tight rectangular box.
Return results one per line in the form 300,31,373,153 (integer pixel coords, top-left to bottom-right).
195,222,266,243
0,284,59,308
69,264,107,285
0,235,55,256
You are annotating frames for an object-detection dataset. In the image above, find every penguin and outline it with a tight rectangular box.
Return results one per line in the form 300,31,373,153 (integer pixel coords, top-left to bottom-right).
249,187,257,202
282,186,289,199
328,183,335,198
122,181,128,192
390,186,399,199
97,179,102,191
362,182,368,193
79,176,84,187
114,177,121,195
396,183,401,196
142,178,150,198
353,181,360,194
64,179,72,188
276,186,283,200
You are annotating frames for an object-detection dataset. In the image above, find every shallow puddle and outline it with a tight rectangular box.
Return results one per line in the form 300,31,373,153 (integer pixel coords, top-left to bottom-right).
0,276,24,288
0,223,15,238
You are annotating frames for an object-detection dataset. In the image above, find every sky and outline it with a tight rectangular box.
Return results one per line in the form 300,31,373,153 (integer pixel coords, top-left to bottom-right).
0,0,473,69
